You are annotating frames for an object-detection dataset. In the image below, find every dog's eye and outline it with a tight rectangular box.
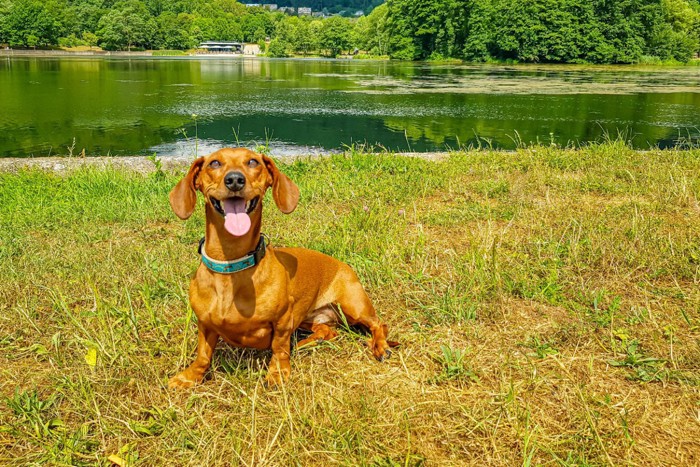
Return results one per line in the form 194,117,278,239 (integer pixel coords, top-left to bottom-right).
247,159,259,168
209,160,221,169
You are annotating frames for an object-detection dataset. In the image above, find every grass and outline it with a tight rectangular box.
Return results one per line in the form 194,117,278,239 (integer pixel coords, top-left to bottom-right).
1,141,699,465
151,50,189,57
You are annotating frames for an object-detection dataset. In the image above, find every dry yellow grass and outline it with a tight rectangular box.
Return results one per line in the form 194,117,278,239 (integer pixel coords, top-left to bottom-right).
1,143,699,465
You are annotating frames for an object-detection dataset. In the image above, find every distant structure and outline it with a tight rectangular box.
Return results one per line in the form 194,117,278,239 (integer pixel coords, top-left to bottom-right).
197,41,243,53
243,43,261,55
244,3,321,17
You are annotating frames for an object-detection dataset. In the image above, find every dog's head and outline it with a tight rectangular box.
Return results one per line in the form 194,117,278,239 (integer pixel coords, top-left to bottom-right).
169,148,299,236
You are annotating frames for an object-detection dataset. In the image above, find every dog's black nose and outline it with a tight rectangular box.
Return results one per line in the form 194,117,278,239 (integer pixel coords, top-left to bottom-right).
224,171,246,191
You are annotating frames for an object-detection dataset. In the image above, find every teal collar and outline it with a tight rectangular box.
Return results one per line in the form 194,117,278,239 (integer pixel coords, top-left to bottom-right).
198,235,267,274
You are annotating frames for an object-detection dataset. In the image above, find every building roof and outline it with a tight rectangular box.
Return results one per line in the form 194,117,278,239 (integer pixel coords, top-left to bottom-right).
199,41,242,46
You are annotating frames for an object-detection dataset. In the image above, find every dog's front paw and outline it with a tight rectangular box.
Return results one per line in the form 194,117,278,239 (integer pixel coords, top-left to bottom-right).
371,339,393,362
265,368,290,387
168,373,199,389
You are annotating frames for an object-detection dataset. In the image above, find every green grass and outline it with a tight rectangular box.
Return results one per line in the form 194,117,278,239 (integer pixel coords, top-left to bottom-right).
1,143,699,465
151,50,188,56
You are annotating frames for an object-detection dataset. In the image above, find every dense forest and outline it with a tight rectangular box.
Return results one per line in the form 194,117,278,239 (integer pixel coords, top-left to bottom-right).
379,0,700,62
0,0,698,63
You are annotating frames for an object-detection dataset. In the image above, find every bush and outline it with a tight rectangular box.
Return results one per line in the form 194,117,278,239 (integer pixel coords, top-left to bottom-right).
266,38,288,57
58,34,84,48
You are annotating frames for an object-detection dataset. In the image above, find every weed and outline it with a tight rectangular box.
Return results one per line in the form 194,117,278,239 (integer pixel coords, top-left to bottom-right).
523,336,559,359
431,345,479,384
609,339,668,383
129,406,178,437
6,388,63,439
147,152,166,181
588,290,621,327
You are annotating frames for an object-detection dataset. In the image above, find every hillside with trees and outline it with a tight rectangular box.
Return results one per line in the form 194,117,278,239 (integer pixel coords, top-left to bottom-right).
0,0,698,63
378,0,700,63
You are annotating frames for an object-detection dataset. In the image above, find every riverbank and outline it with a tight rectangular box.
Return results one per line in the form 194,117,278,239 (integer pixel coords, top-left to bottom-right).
0,49,365,60
1,144,699,465
0,151,448,173
2,48,698,66
0,48,153,57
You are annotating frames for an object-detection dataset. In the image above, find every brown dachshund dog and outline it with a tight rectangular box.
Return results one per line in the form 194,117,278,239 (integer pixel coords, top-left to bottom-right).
168,148,394,387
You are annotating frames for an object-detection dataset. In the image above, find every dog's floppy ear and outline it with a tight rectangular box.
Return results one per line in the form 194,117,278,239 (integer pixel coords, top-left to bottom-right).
169,157,205,220
263,155,299,214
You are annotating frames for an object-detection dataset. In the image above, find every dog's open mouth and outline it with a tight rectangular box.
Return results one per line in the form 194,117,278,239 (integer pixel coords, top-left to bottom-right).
211,196,260,237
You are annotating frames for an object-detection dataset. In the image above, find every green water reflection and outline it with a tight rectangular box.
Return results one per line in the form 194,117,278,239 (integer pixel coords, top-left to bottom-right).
1,57,699,156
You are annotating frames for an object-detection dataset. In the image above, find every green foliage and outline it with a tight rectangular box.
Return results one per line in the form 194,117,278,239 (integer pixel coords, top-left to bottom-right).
352,3,389,55
431,346,480,383
320,15,353,56
96,0,155,51
523,336,559,358
609,339,669,382
382,0,699,63
6,388,63,439
0,0,697,63
1,0,61,48
647,0,700,61
154,11,196,49
58,34,82,48
266,37,288,57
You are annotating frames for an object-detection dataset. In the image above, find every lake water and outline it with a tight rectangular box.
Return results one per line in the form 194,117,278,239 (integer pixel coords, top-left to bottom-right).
1,56,699,157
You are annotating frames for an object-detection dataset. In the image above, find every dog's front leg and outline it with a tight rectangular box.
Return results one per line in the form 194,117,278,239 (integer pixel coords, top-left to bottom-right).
169,323,219,389
266,315,294,387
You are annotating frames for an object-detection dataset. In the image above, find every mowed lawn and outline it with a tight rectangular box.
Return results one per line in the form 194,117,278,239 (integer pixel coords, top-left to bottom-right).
1,143,699,466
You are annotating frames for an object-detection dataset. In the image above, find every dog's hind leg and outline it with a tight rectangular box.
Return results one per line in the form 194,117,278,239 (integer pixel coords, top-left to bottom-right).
296,322,339,349
334,280,392,362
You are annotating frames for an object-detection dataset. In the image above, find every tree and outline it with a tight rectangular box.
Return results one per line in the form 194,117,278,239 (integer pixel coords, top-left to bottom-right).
1,0,697,62
63,0,107,39
647,0,700,60
97,0,153,50
319,15,352,56
267,37,288,57
292,19,317,55
155,11,195,49
0,1,7,44
353,3,389,55
82,31,99,48
385,0,419,59
2,0,60,47
241,10,274,42
461,0,494,61
592,0,653,63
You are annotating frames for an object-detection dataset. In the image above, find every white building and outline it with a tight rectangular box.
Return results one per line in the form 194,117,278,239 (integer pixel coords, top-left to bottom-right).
243,43,261,55
197,41,243,53
298,7,312,15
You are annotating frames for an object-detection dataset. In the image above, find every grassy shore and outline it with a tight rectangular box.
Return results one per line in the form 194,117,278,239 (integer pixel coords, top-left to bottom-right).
1,143,699,465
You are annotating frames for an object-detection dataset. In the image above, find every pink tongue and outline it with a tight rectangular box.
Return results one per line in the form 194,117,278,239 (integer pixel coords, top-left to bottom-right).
223,198,251,237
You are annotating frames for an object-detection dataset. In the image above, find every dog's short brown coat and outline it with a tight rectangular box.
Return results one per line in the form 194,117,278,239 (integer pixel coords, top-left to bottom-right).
168,148,393,387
